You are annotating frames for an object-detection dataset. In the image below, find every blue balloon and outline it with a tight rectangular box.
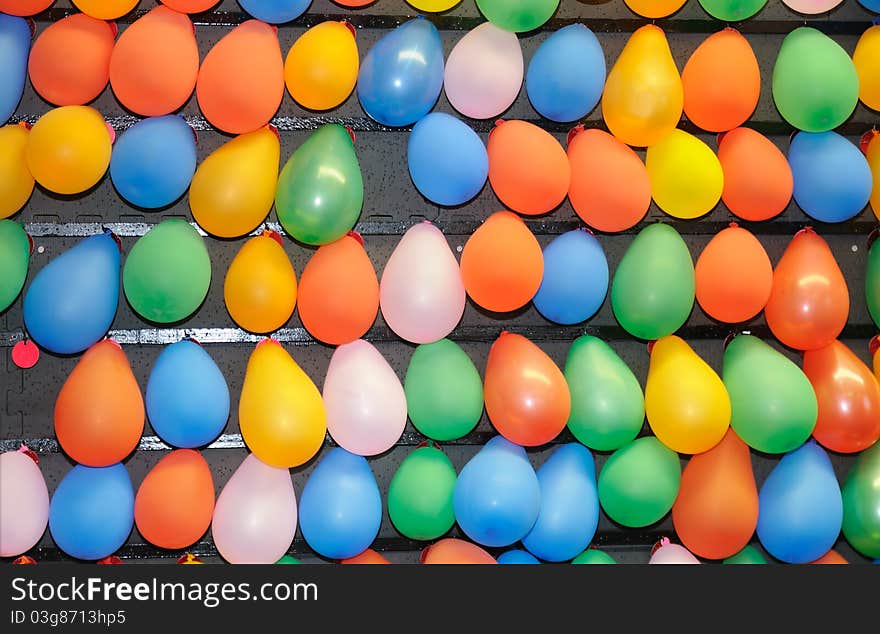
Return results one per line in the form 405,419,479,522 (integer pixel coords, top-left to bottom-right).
146,339,230,448
49,463,134,561
533,229,609,325
788,131,872,223
299,448,382,560
0,14,30,125
357,17,444,127
497,549,541,564
526,24,606,123
858,0,880,11
238,0,311,23
756,440,843,564
24,230,120,355
110,116,197,209
453,436,541,548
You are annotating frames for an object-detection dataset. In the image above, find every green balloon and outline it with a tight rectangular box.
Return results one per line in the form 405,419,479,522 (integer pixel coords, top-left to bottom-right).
867,240,880,330
475,0,560,32
275,555,301,564
598,437,680,528
387,444,457,541
723,335,817,454
723,545,767,564
842,441,880,559
123,219,211,323
698,0,767,21
0,220,30,313
565,335,644,452
571,549,616,564
772,27,859,133
404,339,484,441
610,223,694,341
275,124,363,246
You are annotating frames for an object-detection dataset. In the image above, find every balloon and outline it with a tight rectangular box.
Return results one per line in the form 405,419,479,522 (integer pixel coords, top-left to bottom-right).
698,0,768,21
297,232,378,345
870,240,880,329
224,231,297,334
299,448,382,560
211,454,296,564
0,450,49,558
610,223,695,341
407,0,461,11
859,0,880,11
0,14,30,125
718,127,793,222
276,124,363,246
756,441,843,564
0,123,33,219
649,540,700,564
190,126,279,239
868,132,880,222
123,219,211,324
160,0,219,12
598,437,681,528
571,549,616,564
239,339,326,468
855,25,880,111
803,340,880,454
49,463,134,561
723,545,767,564
811,550,848,564
73,0,139,19
453,436,541,547
534,230,608,326
781,0,843,14
25,105,111,194
135,450,214,549
284,21,358,111
460,211,543,313
567,127,650,232
444,22,523,120
145,339,230,448
0,0,54,16
624,0,686,18
109,6,199,116
475,0,559,32
0,219,29,312
841,441,880,559
340,549,391,564
110,115,197,209
407,112,488,206
404,339,483,441
240,0,310,23
421,538,497,564
789,131,872,223
387,444,457,540
764,228,849,351
276,555,300,564
484,332,571,447
498,550,541,564
323,339,406,456
645,129,723,220
487,120,570,216
24,230,119,354
357,17,444,127
772,28,858,133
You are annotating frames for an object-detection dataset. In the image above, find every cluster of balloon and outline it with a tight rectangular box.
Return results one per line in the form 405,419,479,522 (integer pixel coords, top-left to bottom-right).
869,237,880,329
649,539,700,564
285,21,358,111
387,443,457,541
0,123,34,218
476,0,560,32
75,0,139,18
842,442,880,559
0,448,49,558
723,545,767,564
782,0,843,14
625,0,686,18
341,549,391,565
498,550,540,564
534,229,608,325
0,220,30,313
240,0,310,23
0,13,29,125
698,0,767,22
646,129,723,219
855,25,880,112
421,538,497,564
868,132,880,222
0,0,54,16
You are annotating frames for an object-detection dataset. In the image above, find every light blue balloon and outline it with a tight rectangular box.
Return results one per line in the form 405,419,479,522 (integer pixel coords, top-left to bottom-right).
110,116,197,209
238,0,311,23
453,436,541,548
357,17,444,127
756,440,843,564
146,340,230,448
788,131,872,223
858,0,880,11
497,549,541,564
49,463,134,561
24,231,120,355
299,448,382,560
0,14,29,125
533,229,609,325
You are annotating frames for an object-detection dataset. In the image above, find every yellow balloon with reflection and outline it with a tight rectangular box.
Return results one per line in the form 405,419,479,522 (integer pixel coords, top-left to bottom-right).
284,21,359,111
854,25,880,112
73,0,140,19
0,124,34,219
406,0,462,11
624,0,687,18
867,132,880,222
646,129,723,219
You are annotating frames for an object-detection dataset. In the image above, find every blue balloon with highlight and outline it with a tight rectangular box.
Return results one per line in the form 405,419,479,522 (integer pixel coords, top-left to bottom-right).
0,14,30,125
238,0,311,23
858,0,880,11
497,550,541,564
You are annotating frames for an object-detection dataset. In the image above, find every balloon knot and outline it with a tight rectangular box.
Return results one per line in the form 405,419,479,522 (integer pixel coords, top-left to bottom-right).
580,226,595,236
105,122,116,145
341,21,356,39
345,127,357,145
797,226,815,237
17,121,31,131
567,125,585,147
177,553,203,565
728,221,739,229
26,18,36,40
417,440,437,450
104,228,123,254
651,538,670,556
107,21,118,38
868,228,879,252
105,338,122,350
17,444,39,465
256,337,279,349
647,340,657,355
722,331,740,352
860,129,878,155
26,230,34,255
870,336,880,357
419,547,430,564
12,555,37,565
97,556,123,565
716,131,727,146
267,124,280,141
263,229,284,247
346,230,364,247
184,335,202,347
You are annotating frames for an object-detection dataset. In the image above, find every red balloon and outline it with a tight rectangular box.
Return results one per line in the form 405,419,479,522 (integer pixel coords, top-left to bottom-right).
340,549,391,564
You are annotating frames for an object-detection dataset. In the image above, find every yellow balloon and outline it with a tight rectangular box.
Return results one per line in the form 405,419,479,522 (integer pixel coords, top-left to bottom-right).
25,105,112,195
645,336,731,455
189,125,280,238
867,131,880,222
73,0,140,19
602,25,683,148
284,21,359,111
406,0,462,11
854,25,880,112
646,129,724,219
0,124,35,219
239,339,327,468
624,0,687,18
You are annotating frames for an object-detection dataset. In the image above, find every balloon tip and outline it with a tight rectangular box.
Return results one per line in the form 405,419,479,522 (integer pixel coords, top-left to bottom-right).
870,336,880,357
107,21,118,38
12,555,37,565
256,337,279,349
416,440,438,450
722,331,740,351
567,124,585,147
341,20,356,38
728,221,739,229
267,124,280,141
868,228,879,252
346,230,364,246
104,228,123,254
25,230,34,255
860,129,878,155
262,229,284,247
580,226,595,236
16,444,39,465
177,553,203,565
17,120,31,131
647,340,656,355
97,556,123,565
716,131,728,146
26,17,36,40
419,547,430,564
104,338,122,350
651,537,670,556
105,122,116,145
345,126,356,144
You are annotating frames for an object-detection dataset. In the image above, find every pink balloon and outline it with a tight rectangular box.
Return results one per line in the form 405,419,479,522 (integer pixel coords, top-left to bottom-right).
211,454,297,564
0,450,50,557
649,540,701,564
379,222,465,344
323,339,407,456
781,0,843,13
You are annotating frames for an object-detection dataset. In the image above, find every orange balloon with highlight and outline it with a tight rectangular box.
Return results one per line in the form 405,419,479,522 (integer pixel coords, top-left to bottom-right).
340,549,391,564
421,538,497,564
718,127,793,222
0,0,54,15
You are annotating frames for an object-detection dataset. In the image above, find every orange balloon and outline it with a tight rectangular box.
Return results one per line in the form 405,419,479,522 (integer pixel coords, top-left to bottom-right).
810,550,848,564
487,120,570,216
160,0,220,12
567,126,651,233
695,223,772,323
484,331,571,447
460,211,543,313
135,449,215,550
340,549,391,564
682,28,760,133
54,339,145,467
0,0,53,15
109,5,199,116
718,127,793,222
421,538,497,564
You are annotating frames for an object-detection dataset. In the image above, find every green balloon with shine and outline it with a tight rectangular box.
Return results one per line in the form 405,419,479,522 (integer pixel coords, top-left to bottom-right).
388,445,457,541
842,441,880,559
0,220,30,313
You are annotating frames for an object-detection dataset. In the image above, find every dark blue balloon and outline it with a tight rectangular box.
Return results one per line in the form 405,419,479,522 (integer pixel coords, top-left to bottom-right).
858,0,880,11
357,17,444,127
49,463,134,561
453,436,541,548
497,549,541,564
299,448,382,560
238,0,311,23
408,112,488,206
526,24,606,123
24,230,120,354
0,14,30,125
533,229,609,325
756,440,843,564
789,131,872,223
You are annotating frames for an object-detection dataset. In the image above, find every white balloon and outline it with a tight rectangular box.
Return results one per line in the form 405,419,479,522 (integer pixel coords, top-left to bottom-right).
781,0,844,14
0,450,49,557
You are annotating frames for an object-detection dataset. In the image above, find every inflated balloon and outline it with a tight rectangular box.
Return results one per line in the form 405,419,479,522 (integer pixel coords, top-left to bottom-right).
285,21,358,111
387,444,457,541
160,0,219,12
407,0,461,10
497,550,541,564
868,132,880,222
340,550,391,564
24,230,119,354
276,555,300,564
854,25,880,111
0,124,33,219
859,0,880,11
869,239,880,329
73,0,139,19
781,0,843,14
533,230,608,325
0,220,30,313
0,0,54,16
811,550,848,564
299,448,382,560
841,441,880,559
646,129,723,219
649,540,700,564
571,549,616,564
0,450,49,558
145,339,230,449
421,538,497,564
240,339,326,468
0,14,30,125
624,0,686,18
698,0,768,21
723,545,767,564
475,0,559,32
240,0,310,23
